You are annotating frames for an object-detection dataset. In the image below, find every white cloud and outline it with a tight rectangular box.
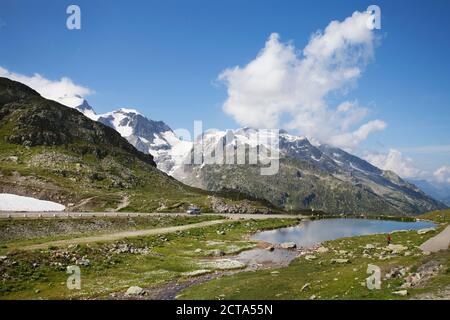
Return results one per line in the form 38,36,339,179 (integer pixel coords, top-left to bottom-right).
330,119,386,150
0,66,92,107
365,150,450,188
219,10,386,150
364,149,425,178
433,166,450,184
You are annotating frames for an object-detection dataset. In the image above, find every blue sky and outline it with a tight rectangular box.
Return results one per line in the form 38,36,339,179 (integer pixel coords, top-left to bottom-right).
0,0,449,181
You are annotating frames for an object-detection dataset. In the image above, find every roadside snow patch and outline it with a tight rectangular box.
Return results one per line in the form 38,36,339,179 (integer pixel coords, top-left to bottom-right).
0,194,65,211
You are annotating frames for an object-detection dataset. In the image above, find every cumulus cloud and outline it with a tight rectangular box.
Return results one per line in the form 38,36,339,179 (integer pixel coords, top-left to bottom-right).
364,149,425,178
433,166,450,184
330,119,387,149
219,11,386,150
0,66,92,107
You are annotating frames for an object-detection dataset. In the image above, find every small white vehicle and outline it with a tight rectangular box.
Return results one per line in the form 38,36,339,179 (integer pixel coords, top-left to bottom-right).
186,206,201,215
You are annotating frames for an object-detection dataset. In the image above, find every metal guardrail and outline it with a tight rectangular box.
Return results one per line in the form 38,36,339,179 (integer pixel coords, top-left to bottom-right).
0,212,186,219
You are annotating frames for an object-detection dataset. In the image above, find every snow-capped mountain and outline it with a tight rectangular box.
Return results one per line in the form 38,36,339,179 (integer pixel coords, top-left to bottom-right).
74,100,192,175
170,127,445,215
73,102,445,215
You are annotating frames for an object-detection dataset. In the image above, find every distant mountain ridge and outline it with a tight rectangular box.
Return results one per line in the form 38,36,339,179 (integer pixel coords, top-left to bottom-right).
171,128,445,215
408,179,450,207
74,100,446,215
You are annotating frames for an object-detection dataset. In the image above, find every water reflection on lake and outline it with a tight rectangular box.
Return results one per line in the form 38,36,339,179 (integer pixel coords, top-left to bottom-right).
251,218,436,248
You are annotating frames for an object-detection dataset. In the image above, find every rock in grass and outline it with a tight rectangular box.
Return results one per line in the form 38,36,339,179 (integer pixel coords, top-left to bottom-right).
316,247,329,253
331,258,350,264
392,290,408,296
271,271,280,274
301,283,310,292
385,266,407,279
207,249,225,257
125,286,145,296
76,258,90,266
417,228,435,235
386,244,408,254
305,255,317,261
280,242,297,249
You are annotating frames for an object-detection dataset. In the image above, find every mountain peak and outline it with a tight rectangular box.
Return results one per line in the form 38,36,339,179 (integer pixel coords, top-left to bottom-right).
116,107,142,115
74,99,98,121
75,99,94,112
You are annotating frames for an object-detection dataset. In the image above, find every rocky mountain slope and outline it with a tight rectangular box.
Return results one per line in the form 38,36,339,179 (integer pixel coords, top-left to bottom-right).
71,93,445,216
0,78,274,213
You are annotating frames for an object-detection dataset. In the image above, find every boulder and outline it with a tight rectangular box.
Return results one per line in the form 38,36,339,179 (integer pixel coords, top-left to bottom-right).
76,258,90,266
280,242,297,249
301,283,310,292
386,244,408,254
401,261,442,288
125,286,145,296
316,247,329,253
208,249,225,257
392,290,408,296
417,228,435,235
331,258,350,264
385,266,407,279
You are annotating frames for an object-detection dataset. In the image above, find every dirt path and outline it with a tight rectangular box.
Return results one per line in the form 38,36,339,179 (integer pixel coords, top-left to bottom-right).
21,219,228,251
114,195,130,212
420,225,450,253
